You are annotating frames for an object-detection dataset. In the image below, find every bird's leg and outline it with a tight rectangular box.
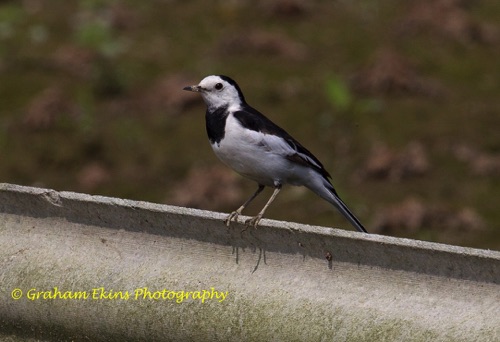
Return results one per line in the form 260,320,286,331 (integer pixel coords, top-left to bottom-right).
225,184,265,226
245,185,282,228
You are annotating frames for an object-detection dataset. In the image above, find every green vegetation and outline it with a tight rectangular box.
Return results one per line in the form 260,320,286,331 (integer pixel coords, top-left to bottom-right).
1,1,499,249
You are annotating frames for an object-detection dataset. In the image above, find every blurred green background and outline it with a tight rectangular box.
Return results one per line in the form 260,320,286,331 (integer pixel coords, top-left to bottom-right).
1,0,499,249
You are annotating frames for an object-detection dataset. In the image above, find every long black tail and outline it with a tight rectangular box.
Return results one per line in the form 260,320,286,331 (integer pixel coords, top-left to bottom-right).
324,184,367,233
331,193,368,233
306,177,368,233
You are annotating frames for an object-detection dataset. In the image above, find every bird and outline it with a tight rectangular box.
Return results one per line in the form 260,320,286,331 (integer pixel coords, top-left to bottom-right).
183,75,367,233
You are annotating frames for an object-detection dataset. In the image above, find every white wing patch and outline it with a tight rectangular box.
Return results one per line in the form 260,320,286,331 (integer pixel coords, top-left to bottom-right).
256,133,324,171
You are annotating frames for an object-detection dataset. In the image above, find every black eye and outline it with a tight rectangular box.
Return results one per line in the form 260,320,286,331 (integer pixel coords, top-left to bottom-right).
215,83,223,90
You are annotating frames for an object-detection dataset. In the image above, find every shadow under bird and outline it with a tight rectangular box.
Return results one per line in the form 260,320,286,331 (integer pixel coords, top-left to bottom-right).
183,75,367,233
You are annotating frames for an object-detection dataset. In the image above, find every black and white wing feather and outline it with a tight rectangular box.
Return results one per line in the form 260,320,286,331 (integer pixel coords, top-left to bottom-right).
233,105,332,181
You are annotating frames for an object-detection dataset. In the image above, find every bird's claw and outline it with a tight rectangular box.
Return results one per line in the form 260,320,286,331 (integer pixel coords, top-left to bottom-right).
225,211,261,230
224,211,239,226
245,215,262,229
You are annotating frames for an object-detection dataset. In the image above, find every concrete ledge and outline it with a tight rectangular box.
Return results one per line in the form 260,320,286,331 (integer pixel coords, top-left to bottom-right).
0,183,499,341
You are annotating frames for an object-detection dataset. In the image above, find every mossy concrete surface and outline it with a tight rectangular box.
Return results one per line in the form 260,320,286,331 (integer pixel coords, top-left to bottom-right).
0,183,499,341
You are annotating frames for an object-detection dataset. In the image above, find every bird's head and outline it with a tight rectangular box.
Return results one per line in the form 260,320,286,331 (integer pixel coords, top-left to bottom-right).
183,75,246,110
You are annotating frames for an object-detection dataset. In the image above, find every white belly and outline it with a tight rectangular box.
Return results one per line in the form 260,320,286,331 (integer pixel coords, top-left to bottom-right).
210,114,302,187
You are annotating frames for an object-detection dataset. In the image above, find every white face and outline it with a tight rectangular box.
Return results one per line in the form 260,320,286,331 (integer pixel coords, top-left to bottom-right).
196,75,243,110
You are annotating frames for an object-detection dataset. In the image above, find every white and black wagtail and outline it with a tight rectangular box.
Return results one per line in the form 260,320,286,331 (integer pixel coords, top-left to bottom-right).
183,75,367,233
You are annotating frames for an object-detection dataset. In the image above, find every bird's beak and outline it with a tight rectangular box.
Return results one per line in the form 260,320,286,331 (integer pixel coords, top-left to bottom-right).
183,85,201,92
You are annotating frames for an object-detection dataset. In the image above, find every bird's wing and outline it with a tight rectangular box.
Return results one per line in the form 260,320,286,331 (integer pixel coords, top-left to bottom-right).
233,106,332,180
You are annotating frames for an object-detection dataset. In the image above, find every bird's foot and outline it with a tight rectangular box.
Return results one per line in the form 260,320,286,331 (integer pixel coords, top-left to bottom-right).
245,215,262,229
224,211,240,226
